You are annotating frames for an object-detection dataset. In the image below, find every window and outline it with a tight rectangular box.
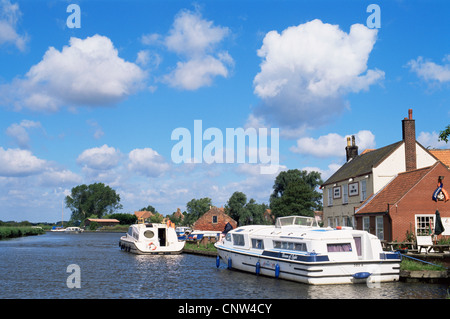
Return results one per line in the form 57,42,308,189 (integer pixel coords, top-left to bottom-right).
363,217,370,232
327,243,352,252
327,188,333,206
273,241,306,252
376,216,384,240
327,217,333,228
415,215,434,236
232,234,245,246
251,238,264,249
212,215,218,224
360,180,367,201
225,233,232,242
144,230,154,239
342,184,348,204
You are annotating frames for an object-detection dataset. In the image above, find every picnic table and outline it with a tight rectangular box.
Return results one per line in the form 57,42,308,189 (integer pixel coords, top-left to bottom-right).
427,244,450,253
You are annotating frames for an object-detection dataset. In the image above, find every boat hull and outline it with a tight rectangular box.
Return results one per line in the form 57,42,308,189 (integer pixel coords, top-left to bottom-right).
119,237,185,255
216,244,401,285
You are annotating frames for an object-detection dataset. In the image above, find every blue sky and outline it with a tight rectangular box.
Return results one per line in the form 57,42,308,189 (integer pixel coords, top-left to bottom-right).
0,0,449,222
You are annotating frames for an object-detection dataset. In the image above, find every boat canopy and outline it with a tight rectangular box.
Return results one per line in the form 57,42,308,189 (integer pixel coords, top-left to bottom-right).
275,216,318,228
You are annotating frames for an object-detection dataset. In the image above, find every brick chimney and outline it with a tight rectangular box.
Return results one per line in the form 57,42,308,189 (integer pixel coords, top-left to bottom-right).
345,135,358,162
402,109,416,171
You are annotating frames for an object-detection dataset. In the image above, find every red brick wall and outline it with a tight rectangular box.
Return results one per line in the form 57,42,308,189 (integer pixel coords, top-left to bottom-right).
390,163,450,241
193,207,238,231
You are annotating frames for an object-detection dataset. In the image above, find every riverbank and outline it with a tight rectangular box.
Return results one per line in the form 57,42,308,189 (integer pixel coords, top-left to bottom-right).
0,226,45,240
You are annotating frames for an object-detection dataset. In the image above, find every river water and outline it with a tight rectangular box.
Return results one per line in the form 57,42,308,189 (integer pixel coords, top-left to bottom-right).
0,232,448,299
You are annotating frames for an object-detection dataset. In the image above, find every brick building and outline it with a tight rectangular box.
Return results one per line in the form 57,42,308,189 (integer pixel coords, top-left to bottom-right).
192,206,237,232
321,109,437,229
355,161,450,241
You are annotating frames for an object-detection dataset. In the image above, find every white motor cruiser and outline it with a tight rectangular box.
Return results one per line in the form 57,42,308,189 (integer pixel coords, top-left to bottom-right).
119,221,185,255
215,216,401,285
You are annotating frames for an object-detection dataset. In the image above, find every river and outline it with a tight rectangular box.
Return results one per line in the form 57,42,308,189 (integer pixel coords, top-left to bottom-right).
0,232,447,299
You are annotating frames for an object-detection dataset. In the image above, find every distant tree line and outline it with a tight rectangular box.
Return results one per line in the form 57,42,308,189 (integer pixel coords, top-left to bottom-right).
65,169,323,227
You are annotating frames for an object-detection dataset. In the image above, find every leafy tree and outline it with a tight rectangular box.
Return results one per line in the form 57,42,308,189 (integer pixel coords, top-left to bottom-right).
439,125,450,143
65,183,123,223
270,169,323,218
225,191,247,223
139,205,157,214
184,197,212,226
225,191,270,226
106,213,137,225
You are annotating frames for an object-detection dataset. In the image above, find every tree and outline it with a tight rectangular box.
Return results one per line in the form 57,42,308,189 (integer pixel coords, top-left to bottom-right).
270,169,323,218
184,197,212,226
225,191,247,223
225,191,270,226
439,125,450,143
65,183,123,223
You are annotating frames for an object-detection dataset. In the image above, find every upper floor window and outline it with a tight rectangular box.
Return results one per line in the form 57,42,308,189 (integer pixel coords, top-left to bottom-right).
360,180,367,201
327,188,333,206
342,184,348,204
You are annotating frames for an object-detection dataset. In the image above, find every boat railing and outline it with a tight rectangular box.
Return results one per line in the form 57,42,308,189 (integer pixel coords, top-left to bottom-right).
275,216,319,228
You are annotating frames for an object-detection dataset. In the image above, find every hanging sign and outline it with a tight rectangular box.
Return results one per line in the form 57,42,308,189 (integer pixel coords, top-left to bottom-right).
432,181,449,202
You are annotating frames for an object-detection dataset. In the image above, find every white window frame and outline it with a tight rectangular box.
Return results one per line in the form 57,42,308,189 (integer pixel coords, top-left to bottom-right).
360,180,367,201
363,217,370,232
342,184,348,204
415,214,434,236
376,216,384,240
327,188,333,206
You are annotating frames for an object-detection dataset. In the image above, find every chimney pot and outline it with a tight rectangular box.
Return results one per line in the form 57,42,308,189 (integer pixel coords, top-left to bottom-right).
408,109,413,120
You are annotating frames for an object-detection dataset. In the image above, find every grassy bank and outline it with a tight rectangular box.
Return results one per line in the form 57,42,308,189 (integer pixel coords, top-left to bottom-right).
400,258,447,271
0,226,45,240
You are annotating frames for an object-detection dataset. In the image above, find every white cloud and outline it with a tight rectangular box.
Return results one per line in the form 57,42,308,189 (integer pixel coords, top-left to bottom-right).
303,163,342,182
408,55,450,83
128,148,170,177
0,0,27,51
253,19,384,132
162,9,233,90
417,131,449,149
0,147,46,177
290,130,376,158
6,119,42,149
164,55,230,90
3,34,146,112
77,144,122,170
38,168,82,187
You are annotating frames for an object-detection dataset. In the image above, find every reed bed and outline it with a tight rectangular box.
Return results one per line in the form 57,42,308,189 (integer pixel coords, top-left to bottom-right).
0,226,45,240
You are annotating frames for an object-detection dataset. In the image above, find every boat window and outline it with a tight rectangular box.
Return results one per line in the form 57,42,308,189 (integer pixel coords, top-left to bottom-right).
225,233,232,241
327,243,352,252
127,227,133,236
232,234,245,246
251,238,264,249
273,241,306,252
144,230,154,239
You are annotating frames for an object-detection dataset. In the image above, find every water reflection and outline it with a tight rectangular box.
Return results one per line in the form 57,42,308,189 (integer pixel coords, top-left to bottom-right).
0,232,448,299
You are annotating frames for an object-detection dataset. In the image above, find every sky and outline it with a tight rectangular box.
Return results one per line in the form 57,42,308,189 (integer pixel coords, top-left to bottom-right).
0,0,449,223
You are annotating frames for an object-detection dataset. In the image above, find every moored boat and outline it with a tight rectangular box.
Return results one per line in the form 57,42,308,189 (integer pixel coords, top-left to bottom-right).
214,216,401,285
64,227,84,233
119,221,185,255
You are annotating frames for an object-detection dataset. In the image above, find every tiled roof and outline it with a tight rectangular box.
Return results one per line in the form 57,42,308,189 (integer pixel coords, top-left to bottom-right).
323,141,403,186
355,165,433,214
429,149,450,167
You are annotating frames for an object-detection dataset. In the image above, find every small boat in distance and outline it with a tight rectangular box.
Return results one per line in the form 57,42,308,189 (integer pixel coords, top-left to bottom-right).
64,227,84,233
119,212,185,255
50,226,65,232
215,215,402,285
